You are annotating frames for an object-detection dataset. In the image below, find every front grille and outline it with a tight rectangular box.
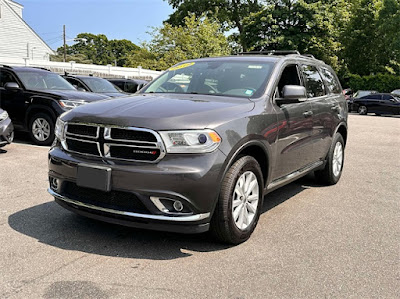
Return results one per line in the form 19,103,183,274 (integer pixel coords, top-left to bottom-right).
111,128,157,142
63,124,164,162
66,139,99,155
63,182,150,214
67,124,98,138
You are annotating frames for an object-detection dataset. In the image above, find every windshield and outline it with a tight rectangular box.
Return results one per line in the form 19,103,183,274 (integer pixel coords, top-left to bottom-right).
142,60,274,98
17,71,75,91
81,77,121,93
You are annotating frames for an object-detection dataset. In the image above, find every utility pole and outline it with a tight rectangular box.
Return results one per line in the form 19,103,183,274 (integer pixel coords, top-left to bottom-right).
63,25,66,62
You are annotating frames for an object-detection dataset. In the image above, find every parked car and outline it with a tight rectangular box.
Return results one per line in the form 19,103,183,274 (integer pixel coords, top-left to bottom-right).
0,66,109,145
391,89,400,96
63,74,127,97
0,108,14,148
348,90,378,111
106,78,148,93
352,93,400,115
48,52,348,244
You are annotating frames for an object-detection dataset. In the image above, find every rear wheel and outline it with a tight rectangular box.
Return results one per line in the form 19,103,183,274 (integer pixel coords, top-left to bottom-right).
315,133,345,185
211,156,263,244
28,113,55,146
358,105,367,115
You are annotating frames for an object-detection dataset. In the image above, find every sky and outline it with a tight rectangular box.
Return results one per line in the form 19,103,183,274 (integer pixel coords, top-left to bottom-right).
17,0,174,50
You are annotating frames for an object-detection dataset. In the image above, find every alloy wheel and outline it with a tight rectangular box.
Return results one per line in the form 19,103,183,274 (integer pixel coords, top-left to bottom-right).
32,118,51,142
232,171,259,230
332,141,343,177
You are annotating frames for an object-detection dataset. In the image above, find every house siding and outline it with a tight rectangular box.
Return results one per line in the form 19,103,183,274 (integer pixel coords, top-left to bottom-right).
0,0,53,61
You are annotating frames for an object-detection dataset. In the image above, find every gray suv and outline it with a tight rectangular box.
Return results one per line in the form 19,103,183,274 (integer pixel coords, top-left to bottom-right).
48,52,348,244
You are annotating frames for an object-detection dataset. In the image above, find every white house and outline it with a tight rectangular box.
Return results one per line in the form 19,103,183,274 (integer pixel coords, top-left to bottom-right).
0,0,53,61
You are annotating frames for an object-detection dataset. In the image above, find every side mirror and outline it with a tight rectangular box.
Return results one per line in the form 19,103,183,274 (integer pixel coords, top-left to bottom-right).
275,85,307,105
4,82,21,91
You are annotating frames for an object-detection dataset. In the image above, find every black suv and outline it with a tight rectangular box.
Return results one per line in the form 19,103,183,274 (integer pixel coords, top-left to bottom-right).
48,53,348,244
63,74,126,98
106,78,148,93
0,66,109,145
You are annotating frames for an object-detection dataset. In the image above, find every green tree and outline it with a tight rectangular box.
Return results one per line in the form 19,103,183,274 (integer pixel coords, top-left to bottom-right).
341,0,383,75
164,0,262,51
376,0,400,74
242,0,350,70
126,14,230,70
56,33,140,66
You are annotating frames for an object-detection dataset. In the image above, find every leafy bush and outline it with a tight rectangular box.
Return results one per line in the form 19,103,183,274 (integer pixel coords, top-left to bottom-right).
346,73,400,93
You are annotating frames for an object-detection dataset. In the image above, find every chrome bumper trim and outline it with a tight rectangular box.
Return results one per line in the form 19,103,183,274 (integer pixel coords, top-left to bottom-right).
48,188,210,222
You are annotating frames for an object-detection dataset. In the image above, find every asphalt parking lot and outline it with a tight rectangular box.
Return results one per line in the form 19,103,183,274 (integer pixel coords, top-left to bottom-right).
0,114,399,298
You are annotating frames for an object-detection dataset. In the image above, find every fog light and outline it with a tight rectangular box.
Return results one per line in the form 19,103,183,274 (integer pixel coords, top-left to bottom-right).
50,178,59,190
173,200,183,212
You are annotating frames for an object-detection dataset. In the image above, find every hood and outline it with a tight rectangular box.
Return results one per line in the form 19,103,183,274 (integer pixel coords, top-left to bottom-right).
96,92,127,98
62,93,255,130
29,89,110,102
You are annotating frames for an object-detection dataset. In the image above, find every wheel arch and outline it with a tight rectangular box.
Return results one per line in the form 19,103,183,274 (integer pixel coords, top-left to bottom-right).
220,139,271,189
25,104,57,128
334,122,348,147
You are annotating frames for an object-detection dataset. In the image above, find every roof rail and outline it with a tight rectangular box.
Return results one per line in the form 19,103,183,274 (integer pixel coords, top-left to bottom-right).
32,67,51,72
237,50,301,56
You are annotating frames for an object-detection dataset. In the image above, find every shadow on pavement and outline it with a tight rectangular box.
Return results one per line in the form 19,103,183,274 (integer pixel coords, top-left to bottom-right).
8,175,318,260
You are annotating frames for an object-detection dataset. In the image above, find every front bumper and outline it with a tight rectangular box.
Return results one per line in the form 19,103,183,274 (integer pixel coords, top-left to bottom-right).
0,118,14,146
48,145,227,234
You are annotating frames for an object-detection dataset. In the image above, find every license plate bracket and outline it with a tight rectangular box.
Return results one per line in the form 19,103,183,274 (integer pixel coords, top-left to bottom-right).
76,164,111,192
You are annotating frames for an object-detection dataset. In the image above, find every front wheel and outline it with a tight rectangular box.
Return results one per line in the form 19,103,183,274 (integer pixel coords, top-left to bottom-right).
315,133,345,185
358,105,368,115
28,113,55,146
211,156,264,244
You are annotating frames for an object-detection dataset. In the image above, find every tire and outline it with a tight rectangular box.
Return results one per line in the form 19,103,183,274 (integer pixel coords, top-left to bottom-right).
358,105,367,115
28,113,55,146
315,133,345,185
211,156,264,244
0,131,13,148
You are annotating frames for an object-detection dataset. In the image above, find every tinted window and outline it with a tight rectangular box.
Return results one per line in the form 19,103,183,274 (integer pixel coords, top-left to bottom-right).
16,71,75,90
125,82,138,93
362,94,381,100
66,78,88,91
382,95,394,101
320,67,341,94
80,77,120,93
277,64,301,97
0,70,17,87
302,65,325,98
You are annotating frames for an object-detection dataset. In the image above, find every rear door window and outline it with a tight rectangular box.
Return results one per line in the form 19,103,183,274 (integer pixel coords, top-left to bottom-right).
302,65,325,98
320,67,341,94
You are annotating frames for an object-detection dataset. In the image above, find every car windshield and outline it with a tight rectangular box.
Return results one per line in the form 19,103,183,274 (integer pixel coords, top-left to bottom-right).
81,77,121,93
354,90,376,98
17,71,75,91
142,60,274,98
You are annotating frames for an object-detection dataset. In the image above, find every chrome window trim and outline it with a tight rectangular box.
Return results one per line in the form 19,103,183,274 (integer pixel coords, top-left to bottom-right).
48,188,210,222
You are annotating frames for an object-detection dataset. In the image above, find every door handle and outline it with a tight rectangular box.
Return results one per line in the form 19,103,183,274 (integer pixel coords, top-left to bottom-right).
303,110,313,117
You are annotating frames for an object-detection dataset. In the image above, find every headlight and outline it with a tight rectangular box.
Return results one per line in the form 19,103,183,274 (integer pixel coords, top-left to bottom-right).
159,130,221,153
58,99,88,110
0,110,9,122
55,117,66,141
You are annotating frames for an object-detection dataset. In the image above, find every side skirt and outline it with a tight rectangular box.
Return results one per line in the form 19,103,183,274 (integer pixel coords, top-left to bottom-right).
264,160,324,195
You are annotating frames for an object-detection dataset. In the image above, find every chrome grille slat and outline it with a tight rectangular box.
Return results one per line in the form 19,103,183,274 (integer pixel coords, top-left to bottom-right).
63,123,165,163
